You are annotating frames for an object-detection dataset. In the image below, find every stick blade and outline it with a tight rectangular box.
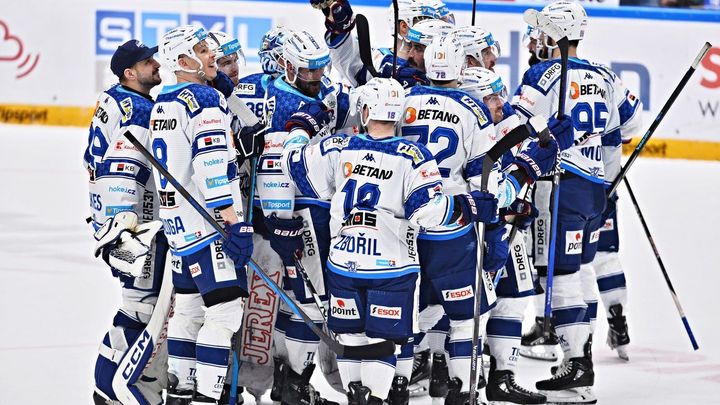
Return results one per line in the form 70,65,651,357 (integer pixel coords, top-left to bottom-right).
523,9,565,41
355,14,379,77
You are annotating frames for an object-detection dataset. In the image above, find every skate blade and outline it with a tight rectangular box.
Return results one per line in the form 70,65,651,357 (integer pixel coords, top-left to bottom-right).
432,396,446,405
409,380,429,397
520,345,558,361
540,386,596,404
615,344,630,361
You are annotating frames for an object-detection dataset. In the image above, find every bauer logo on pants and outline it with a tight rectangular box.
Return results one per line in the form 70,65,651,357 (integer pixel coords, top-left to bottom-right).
565,230,584,255
370,304,402,320
330,295,360,319
442,286,474,301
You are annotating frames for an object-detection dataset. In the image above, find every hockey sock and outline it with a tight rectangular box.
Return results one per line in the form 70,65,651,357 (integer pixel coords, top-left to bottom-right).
487,297,526,372
594,252,628,313
195,297,244,399
361,344,397,399
446,318,476,391
167,293,204,390
580,264,600,334
337,333,368,389
533,277,546,318
552,273,589,359
428,314,450,354
273,307,291,363
284,302,323,374
395,342,414,379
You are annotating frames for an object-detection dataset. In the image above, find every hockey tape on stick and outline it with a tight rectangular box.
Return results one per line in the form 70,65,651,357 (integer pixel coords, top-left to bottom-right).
227,94,261,127
355,14,379,78
112,251,174,405
607,42,712,198
623,177,699,350
124,131,396,359
294,252,328,321
392,0,399,78
469,123,531,405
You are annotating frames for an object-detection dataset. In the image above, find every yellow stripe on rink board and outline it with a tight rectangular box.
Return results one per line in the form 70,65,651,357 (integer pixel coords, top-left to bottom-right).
1,103,719,161
0,104,94,127
622,138,720,161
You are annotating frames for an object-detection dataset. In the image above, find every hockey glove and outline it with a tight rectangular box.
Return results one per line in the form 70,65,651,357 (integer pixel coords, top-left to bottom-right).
381,64,430,88
210,71,235,98
513,137,559,182
234,122,266,165
285,102,333,142
500,198,539,231
601,194,618,223
264,214,305,265
316,0,356,34
483,224,510,273
454,191,498,225
223,222,255,269
93,211,164,278
548,114,574,150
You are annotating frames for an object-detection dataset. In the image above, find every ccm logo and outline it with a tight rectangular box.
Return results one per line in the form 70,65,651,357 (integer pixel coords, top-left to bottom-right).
121,330,151,379
442,286,474,301
370,304,402,319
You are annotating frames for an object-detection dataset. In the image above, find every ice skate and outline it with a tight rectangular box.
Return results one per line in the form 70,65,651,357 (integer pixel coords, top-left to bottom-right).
486,356,546,404
520,318,559,362
409,349,430,396
536,358,595,404
607,304,630,361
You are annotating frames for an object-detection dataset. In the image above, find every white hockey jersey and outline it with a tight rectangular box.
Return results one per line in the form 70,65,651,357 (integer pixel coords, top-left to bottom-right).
512,57,622,184
281,133,458,279
84,84,158,231
150,82,244,255
401,85,499,240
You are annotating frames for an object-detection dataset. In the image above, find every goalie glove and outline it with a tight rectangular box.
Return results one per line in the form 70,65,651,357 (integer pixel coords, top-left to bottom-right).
93,211,163,277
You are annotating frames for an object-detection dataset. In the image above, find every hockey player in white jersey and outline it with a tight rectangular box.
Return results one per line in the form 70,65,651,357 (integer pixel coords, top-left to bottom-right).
279,76,499,405
256,29,355,405
151,25,255,404
402,33,567,404
312,0,453,88
511,2,625,402
84,39,169,405
453,26,500,71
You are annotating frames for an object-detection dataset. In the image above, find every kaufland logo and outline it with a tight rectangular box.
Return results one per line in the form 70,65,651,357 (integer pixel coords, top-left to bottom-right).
330,295,360,319
370,304,402,320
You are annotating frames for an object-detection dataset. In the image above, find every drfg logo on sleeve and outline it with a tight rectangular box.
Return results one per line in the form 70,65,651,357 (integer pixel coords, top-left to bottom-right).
565,230,584,255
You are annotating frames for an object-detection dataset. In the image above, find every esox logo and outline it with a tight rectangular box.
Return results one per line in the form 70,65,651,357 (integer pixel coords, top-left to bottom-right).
370,304,402,320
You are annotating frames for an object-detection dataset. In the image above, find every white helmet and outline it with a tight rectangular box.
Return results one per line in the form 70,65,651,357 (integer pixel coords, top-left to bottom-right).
208,31,246,65
424,32,464,82
259,26,289,75
388,0,454,39
351,78,405,126
459,67,507,100
406,19,454,46
283,30,331,84
159,25,209,73
452,26,500,68
540,0,588,41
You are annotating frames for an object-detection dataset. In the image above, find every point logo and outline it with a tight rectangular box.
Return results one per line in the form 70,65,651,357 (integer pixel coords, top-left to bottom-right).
565,230,583,255
330,295,360,319
404,107,417,124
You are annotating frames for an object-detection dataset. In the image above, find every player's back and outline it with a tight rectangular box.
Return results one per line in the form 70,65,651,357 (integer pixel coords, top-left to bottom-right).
84,84,156,229
513,57,620,183
401,85,496,195
235,72,272,121
326,134,440,278
150,82,241,255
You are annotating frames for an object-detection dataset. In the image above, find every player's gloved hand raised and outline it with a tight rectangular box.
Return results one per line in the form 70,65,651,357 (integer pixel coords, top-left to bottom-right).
234,122,266,165
513,137,559,182
500,198,539,231
483,224,510,273
223,222,255,269
455,190,498,225
264,214,305,265
548,114,574,150
314,0,355,34
285,102,334,141
381,64,429,88
210,70,235,98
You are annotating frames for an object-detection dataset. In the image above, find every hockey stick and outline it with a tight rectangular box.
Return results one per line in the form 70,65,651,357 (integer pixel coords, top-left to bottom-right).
623,177,699,350
392,0,399,77
124,131,396,360
355,14,379,78
226,94,263,405
294,252,328,320
523,8,569,336
471,0,477,26
606,42,712,198
469,123,532,405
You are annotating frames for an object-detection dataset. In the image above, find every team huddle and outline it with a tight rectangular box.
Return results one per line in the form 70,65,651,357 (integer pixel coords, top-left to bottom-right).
84,0,642,404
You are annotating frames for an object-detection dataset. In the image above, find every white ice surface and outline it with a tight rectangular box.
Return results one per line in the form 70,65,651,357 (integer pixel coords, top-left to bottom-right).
0,124,718,404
